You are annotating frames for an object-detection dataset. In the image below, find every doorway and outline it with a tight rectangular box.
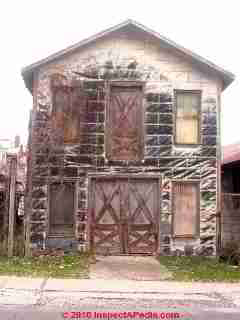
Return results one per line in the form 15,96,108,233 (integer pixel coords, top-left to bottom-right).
89,175,160,254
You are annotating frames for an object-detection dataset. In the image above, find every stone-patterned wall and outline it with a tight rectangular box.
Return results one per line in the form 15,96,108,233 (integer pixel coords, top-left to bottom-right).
27,28,221,255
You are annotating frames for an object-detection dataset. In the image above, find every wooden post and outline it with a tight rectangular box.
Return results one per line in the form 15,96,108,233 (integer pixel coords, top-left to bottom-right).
24,109,33,257
7,154,17,257
3,174,10,255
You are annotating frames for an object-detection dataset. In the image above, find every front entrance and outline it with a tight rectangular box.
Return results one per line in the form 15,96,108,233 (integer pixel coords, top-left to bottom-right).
89,175,160,254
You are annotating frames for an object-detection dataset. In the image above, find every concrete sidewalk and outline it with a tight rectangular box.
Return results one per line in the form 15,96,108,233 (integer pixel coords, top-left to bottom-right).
1,276,240,307
1,276,240,294
90,255,172,281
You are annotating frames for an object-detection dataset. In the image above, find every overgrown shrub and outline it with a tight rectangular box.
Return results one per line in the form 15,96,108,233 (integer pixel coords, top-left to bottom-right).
219,241,240,265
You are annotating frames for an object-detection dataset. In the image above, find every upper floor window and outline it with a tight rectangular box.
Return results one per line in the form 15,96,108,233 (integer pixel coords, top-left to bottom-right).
51,74,86,144
175,90,201,145
106,82,144,161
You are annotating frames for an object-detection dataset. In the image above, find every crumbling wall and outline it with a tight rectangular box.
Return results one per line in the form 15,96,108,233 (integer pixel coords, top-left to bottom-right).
27,29,221,255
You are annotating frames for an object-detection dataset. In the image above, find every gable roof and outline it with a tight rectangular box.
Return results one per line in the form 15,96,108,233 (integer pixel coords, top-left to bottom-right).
21,19,235,93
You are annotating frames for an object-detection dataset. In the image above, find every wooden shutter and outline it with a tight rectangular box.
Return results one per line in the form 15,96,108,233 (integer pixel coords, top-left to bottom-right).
172,182,199,237
175,92,200,144
63,86,85,143
106,82,144,161
49,183,74,234
51,77,86,144
51,87,70,143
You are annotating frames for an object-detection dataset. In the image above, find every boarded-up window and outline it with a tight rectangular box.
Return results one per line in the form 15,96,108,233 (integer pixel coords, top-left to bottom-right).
106,82,144,161
172,182,199,237
49,183,75,235
175,91,201,145
51,76,86,144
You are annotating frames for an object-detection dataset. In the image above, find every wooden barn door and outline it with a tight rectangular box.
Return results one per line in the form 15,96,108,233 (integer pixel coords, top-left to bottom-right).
127,178,159,253
90,177,160,254
90,179,122,254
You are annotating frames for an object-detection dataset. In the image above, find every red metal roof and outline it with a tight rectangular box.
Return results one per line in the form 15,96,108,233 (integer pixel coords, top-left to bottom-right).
222,142,240,165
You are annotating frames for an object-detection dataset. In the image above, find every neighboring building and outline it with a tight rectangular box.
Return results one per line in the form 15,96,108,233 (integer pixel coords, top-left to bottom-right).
0,136,27,189
0,136,27,255
0,139,14,163
21,20,234,255
221,143,240,247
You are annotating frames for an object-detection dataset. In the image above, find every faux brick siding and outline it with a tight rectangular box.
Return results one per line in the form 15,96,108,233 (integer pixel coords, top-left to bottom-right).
26,29,222,255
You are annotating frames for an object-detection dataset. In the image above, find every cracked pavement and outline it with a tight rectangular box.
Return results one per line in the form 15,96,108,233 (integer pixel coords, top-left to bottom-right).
1,277,240,319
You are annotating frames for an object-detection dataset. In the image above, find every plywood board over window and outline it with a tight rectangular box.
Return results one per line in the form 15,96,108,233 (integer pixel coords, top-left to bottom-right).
49,182,75,235
175,91,201,145
172,181,200,238
106,82,144,161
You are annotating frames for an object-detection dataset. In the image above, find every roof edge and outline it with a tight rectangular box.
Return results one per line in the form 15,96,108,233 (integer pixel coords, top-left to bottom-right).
21,19,235,93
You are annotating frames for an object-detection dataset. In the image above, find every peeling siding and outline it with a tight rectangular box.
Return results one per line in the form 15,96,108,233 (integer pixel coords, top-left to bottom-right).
26,30,221,255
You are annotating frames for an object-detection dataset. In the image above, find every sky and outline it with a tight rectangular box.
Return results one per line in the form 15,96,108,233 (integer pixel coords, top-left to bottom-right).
0,0,238,146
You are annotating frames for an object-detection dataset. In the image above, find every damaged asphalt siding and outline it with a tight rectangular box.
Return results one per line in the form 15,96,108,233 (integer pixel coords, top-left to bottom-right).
26,27,222,256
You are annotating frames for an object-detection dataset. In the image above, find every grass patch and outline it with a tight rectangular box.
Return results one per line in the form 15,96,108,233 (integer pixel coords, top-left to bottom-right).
0,253,90,278
158,256,240,282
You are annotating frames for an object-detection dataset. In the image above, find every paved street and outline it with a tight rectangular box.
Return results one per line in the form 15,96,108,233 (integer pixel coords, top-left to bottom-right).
1,292,240,320
1,277,240,319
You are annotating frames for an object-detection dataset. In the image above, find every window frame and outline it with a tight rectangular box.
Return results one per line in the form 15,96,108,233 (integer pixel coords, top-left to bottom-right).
47,181,77,237
171,180,200,238
105,81,145,162
174,90,202,146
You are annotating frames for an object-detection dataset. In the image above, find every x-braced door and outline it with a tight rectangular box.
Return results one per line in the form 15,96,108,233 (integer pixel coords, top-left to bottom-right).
89,176,160,254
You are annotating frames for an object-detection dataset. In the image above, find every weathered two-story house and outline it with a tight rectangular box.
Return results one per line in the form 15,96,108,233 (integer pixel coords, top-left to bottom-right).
22,20,234,256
